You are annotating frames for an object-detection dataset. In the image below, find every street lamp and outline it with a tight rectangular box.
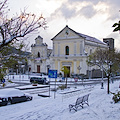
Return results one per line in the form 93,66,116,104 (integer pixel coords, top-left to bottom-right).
77,65,82,84
47,65,51,74
101,66,104,89
107,61,112,94
47,65,51,97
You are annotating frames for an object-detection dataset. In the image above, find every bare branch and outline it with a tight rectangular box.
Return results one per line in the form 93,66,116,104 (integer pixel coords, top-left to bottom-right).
0,0,7,11
0,9,47,48
87,48,120,75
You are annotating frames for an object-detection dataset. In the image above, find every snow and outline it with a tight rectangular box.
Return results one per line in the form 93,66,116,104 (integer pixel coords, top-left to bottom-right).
0,88,24,97
0,75,120,120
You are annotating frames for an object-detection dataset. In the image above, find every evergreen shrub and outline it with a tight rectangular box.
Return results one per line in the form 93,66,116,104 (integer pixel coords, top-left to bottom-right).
111,91,120,103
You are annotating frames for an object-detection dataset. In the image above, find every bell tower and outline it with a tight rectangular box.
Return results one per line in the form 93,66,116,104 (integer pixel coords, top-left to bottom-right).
103,38,114,50
35,35,43,45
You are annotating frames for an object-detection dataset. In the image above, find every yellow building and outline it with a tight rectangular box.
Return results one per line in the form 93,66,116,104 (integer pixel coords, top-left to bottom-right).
51,25,108,76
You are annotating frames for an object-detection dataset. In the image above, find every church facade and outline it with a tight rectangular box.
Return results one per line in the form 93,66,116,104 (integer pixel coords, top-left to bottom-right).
30,25,108,77
30,36,52,74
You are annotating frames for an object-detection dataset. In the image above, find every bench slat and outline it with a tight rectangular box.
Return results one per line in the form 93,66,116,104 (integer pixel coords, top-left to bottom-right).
69,94,90,112
82,94,89,106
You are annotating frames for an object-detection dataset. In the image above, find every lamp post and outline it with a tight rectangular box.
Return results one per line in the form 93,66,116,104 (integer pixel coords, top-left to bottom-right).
107,61,112,94
101,66,104,89
47,65,51,98
47,65,51,74
77,65,82,85
27,65,31,79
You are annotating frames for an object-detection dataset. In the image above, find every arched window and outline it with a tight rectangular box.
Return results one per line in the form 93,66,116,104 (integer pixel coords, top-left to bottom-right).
65,46,69,55
38,52,40,58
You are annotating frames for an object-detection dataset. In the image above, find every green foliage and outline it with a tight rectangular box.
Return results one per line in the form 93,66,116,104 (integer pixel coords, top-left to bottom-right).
32,80,38,86
0,67,7,79
0,42,29,78
58,85,66,90
8,80,13,83
2,83,6,87
112,21,120,32
111,91,120,103
61,66,70,88
61,66,70,77
32,80,38,84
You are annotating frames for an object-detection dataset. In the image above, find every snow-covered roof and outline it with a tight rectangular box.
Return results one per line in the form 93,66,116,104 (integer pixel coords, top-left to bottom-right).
51,25,106,45
35,35,43,40
77,32,106,45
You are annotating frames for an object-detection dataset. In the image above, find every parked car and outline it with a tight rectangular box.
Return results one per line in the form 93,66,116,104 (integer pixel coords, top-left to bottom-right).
0,88,32,106
30,77,49,84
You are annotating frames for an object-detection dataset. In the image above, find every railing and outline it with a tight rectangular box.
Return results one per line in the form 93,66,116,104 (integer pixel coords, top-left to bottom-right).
60,86,94,102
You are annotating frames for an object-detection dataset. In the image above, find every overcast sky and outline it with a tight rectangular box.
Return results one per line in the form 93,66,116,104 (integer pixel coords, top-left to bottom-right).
8,0,120,50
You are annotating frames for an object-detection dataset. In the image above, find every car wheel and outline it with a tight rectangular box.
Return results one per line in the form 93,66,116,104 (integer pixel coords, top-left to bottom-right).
30,97,32,100
7,99,12,105
27,97,32,101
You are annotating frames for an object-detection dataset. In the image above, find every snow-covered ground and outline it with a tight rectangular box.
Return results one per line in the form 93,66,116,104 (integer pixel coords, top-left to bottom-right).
0,75,120,120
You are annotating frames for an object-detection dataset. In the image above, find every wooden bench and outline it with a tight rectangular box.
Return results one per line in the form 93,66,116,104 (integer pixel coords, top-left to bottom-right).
69,94,90,112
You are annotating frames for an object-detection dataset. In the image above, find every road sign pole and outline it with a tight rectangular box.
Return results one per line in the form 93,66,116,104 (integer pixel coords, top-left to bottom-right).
49,78,50,97
48,70,57,99
54,78,56,99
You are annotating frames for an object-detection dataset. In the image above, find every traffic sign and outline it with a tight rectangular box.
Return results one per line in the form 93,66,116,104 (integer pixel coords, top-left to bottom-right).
74,78,78,82
48,70,57,78
2,79,5,83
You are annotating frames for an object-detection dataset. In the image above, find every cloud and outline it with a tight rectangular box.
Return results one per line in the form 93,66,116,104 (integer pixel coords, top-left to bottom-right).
79,5,96,18
50,1,98,20
59,4,77,19
68,0,120,20
106,0,120,20
50,3,77,20
68,0,100,5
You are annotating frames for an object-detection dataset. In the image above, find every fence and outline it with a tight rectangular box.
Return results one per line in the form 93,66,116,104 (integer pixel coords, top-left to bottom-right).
60,86,94,101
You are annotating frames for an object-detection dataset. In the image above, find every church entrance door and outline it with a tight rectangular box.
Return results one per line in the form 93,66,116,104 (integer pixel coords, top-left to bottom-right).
37,65,40,73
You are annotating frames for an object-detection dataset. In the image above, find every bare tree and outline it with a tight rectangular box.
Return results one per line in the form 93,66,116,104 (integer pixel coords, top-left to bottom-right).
0,0,47,84
87,49,113,73
0,0,47,49
87,48,120,93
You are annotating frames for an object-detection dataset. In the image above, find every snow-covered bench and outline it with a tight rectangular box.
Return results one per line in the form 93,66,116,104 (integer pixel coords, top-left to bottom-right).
69,94,90,112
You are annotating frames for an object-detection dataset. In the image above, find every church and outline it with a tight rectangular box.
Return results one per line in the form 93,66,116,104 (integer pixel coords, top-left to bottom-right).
30,25,110,77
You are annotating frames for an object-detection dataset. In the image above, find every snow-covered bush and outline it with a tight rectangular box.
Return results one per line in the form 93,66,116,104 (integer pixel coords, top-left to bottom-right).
111,91,120,103
58,85,66,90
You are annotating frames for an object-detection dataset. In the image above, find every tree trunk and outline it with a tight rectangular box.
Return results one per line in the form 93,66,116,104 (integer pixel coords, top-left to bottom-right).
107,75,110,94
65,76,67,88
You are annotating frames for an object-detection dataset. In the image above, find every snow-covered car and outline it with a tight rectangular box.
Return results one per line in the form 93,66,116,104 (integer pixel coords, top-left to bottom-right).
30,77,49,84
0,88,32,106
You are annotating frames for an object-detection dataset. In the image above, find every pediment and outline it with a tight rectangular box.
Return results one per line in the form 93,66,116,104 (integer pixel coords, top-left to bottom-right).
51,26,83,41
